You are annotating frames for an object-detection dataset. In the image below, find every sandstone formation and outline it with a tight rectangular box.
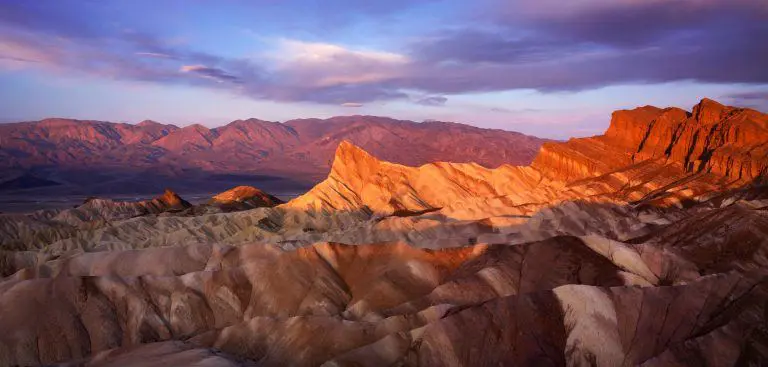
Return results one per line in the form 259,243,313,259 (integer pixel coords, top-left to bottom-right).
289,97,762,218
0,99,767,366
536,98,768,183
0,189,190,253
209,186,284,211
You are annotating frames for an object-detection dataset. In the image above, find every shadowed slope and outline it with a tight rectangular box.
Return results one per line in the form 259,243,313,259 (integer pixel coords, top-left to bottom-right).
0,99,767,366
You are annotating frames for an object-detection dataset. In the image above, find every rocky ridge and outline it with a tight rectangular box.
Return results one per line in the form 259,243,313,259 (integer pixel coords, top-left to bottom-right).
289,99,763,220
0,115,547,194
209,186,284,212
0,99,767,366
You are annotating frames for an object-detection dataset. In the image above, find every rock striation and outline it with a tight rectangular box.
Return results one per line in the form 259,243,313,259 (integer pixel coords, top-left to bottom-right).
290,99,766,218
0,189,191,253
209,185,283,211
534,98,768,183
0,98,767,366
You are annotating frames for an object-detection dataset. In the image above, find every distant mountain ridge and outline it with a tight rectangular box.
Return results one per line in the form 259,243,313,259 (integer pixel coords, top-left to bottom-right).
0,115,547,194
1,100,768,366
291,98,768,220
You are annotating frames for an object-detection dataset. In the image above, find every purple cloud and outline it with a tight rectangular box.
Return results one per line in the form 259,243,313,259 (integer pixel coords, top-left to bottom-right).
0,0,765,106
341,102,364,107
725,91,768,101
409,0,768,90
415,96,448,106
721,90,768,111
180,65,242,83
490,107,541,114
135,52,173,59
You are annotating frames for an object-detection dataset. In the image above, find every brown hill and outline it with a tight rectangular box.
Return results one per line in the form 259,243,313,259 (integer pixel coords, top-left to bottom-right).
0,116,547,197
534,98,768,183
0,98,767,366
289,99,766,219
208,185,284,212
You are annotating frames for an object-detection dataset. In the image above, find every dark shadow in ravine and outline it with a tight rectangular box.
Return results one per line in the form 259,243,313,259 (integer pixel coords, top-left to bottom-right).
0,182,766,365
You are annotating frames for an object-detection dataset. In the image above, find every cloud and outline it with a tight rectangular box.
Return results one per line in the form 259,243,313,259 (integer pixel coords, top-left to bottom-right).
180,65,241,83
180,65,206,72
490,107,542,114
225,39,412,103
0,2,107,39
724,91,768,102
415,96,447,106
401,0,768,94
493,0,735,21
721,90,768,111
0,36,59,66
136,52,173,59
341,102,363,107
268,39,407,90
275,39,408,65
0,0,765,106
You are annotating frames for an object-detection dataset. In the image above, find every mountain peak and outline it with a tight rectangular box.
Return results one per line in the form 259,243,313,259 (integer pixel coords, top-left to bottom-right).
210,185,283,208
692,98,728,124
226,118,272,127
212,185,265,203
697,97,725,107
157,188,191,209
334,140,373,162
187,123,210,131
329,140,381,182
37,118,86,127
537,98,768,182
137,120,161,127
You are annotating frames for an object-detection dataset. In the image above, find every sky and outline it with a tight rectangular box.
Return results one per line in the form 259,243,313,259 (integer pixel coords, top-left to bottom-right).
0,0,767,139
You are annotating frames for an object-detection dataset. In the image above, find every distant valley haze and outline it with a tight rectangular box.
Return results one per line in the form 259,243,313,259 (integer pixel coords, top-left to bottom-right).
0,115,548,204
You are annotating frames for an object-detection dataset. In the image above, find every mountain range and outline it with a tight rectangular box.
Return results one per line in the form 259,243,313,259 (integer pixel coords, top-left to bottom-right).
0,115,546,197
1,98,767,365
0,99,768,366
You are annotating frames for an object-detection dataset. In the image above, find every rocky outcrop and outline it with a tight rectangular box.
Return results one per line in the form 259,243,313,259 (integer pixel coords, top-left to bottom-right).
630,99,768,180
209,185,283,211
286,140,556,217
531,137,633,182
4,98,764,255
2,191,767,366
72,188,192,222
290,99,768,216
0,189,191,253
1,99,767,366
1,190,767,366
534,99,768,183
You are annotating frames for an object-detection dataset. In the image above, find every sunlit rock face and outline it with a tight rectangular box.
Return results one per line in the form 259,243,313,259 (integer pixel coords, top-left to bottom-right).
209,185,284,212
292,99,766,218
1,99,768,366
606,98,768,181
534,98,768,183
286,140,556,216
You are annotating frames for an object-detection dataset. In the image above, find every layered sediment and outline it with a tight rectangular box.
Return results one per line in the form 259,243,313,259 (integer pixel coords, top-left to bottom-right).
1,99,767,366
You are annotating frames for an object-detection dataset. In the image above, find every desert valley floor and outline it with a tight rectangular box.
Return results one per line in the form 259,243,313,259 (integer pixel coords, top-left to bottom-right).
1,99,768,366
